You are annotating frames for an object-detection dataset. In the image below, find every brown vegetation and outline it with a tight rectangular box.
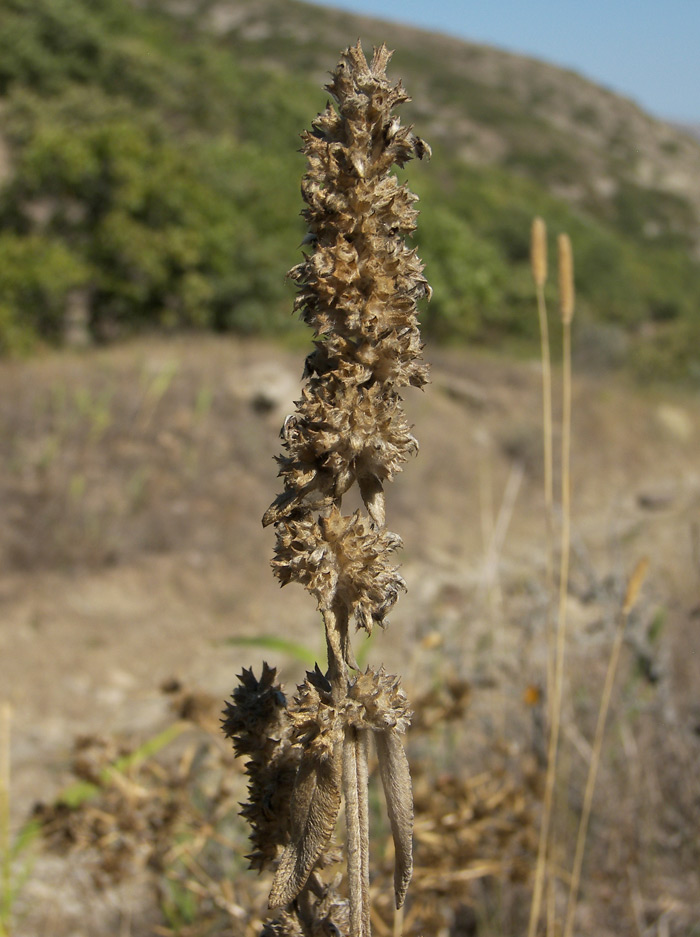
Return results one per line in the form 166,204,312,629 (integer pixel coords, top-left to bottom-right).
0,325,698,934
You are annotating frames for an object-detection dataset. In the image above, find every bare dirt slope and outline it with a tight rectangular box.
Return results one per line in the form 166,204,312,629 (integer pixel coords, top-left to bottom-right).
2,335,699,933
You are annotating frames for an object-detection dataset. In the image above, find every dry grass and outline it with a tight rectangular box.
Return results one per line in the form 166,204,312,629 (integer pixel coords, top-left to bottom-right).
22,681,542,937
1,333,699,935
0,705,11,937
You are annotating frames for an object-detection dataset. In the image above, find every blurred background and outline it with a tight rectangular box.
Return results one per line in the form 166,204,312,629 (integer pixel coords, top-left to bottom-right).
2,0,700,375
1,1,699,935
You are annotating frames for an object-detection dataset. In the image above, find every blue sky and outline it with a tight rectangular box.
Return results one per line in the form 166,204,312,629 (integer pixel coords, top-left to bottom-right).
315,0,700,124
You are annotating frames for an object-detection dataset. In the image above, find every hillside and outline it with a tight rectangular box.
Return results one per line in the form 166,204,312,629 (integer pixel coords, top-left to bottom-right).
196,0,700,231
1,0,700,378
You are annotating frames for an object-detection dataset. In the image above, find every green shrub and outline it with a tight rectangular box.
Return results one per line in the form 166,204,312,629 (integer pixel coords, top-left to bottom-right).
0,0,698,379
416,206,507,341
1,88,306,339
0,234,87,352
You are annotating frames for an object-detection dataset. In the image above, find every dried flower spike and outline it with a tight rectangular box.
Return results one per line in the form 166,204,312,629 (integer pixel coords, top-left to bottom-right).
225,40,430,937
531,216,548,288
557,232,575,324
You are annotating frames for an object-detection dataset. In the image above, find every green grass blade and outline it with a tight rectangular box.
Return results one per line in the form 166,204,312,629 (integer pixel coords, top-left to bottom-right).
224,635,318,667
10,819,41,861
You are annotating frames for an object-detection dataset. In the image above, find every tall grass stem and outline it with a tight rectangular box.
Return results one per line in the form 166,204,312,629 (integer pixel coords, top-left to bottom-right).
528,233,575,937
532,218,555,725
0,703,11,937
562,558,649,937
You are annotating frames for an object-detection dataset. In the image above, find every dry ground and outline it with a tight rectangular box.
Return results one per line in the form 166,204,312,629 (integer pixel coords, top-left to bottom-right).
1,334,699,935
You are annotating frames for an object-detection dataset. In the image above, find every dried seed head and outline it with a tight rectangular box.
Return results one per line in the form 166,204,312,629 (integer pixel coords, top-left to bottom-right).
221,662,288,750
283,664,415,910
531,217,548,288
260,912,305,937
263,886,348,937
289,665,412,740
240,41,426,930
271,507,405,634
623,556,649,615
265,38,430,566
346,667,412,732
222,665,301,871
263,383,418,528
557,232,575,324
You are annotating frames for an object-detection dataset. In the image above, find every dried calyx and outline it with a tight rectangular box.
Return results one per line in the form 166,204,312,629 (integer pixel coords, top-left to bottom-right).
223,40,430,937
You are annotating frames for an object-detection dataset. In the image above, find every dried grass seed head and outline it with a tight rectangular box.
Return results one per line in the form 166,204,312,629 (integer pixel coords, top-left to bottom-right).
558,232,575,324
531,216,548,288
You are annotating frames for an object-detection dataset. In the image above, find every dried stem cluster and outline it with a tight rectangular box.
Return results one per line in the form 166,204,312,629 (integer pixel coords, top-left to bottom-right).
223,42,431,937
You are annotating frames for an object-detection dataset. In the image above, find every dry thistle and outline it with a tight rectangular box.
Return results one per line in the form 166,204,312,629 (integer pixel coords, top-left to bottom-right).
223,41,431,937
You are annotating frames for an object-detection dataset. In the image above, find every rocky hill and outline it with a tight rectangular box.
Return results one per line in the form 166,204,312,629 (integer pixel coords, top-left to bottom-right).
187,0,700,248
1,0,700,378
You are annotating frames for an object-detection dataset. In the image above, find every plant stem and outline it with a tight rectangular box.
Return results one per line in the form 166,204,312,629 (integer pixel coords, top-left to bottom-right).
529,304,573,937
536,279,556,721
0,704,11,937
563,558,647,937
324,605,349,700
343,728,371,937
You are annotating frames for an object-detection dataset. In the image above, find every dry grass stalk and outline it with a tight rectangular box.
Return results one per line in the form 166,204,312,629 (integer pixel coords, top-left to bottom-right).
562,557,649,937
530,217,555,723
0,704,10,937
222,41,431,937
528,231,576,937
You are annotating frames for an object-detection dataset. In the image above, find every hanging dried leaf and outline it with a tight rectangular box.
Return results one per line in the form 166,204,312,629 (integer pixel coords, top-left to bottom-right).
375,729,413,908
269,748,343,909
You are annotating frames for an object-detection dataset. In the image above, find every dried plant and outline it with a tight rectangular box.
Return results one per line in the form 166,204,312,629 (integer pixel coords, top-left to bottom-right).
222,41,431,937
528,230,577,937
562,558,649,937
530,217,555,715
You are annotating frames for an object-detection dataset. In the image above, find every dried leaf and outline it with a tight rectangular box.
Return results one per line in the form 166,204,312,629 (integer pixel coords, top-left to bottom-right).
269,749,342,908
375,729,413,908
